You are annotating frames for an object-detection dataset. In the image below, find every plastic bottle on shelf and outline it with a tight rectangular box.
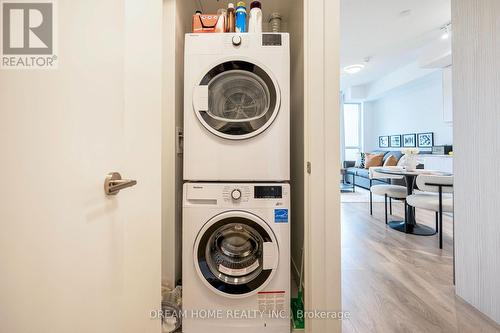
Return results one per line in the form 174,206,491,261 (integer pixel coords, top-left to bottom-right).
248,1,262,33
269,12,282,32
215,8,227,32
227,3,236,32
235,1,247,33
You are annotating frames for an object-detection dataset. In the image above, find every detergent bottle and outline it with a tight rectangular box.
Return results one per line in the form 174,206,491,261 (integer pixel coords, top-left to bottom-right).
235,1,247,33
227,3,236,32
248,1,262,33
215,8,226,32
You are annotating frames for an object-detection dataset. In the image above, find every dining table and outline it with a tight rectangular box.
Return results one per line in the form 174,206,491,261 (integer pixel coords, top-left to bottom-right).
374,168,451,236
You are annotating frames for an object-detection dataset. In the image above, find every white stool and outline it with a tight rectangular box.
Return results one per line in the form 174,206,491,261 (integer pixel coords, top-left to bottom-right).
406,174,454,249
369,167,407,224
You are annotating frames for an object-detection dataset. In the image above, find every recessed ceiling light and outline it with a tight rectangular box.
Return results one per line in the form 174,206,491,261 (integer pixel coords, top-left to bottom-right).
399,9,412,17
344,64,365,74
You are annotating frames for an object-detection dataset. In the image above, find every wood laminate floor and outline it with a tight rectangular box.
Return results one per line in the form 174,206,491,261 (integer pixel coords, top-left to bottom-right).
341,200,500,333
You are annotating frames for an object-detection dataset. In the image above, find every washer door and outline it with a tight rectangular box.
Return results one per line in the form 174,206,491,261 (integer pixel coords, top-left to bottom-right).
192,60,281,140
194,211,279,298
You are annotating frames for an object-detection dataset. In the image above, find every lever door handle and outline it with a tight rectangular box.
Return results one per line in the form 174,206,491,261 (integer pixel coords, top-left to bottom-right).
104,172,137,195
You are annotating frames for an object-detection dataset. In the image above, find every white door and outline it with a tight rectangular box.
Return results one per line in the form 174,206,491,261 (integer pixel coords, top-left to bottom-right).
0,1,163,333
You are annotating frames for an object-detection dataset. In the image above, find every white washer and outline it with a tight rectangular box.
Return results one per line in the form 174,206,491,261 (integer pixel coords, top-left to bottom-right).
182,183,290,332
183,33,290,181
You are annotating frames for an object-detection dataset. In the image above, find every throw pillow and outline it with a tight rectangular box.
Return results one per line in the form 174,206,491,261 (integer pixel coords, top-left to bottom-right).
364,153,384,169
383,154,398,167
355,152,366,168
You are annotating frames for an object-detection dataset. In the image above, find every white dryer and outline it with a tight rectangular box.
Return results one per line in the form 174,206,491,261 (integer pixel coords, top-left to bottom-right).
183,33,290,181
182,183,290,332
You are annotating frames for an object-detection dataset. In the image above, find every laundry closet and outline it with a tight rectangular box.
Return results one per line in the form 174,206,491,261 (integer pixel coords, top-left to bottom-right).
0,1,338,332
162,0,339,332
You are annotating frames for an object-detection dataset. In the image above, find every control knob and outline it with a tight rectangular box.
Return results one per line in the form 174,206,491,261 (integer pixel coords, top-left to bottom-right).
232,35,242,46
231,189,242,200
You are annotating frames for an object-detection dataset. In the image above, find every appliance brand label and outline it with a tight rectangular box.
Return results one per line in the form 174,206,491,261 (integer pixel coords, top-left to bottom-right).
274,209,288,223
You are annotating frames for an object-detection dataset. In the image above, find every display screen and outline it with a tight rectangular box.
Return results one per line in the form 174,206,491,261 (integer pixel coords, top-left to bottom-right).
262,34,282,46
254,186,282,199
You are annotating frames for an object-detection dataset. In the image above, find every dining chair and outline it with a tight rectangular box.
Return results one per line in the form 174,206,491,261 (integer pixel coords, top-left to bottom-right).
369,167,408,225
406,174,454,249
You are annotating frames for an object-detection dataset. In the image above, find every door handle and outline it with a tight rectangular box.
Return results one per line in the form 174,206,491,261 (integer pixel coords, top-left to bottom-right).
104,172,137,195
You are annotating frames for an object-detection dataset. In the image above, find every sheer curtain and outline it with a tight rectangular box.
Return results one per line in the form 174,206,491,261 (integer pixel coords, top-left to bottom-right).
339,92,346,166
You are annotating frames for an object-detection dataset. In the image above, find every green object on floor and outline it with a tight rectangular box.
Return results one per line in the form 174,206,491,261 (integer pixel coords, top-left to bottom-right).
291,246,305,330
291,290,305,330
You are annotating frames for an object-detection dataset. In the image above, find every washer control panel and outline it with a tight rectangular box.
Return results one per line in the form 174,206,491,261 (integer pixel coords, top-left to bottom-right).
254,185,282,199
222,185,251,203
185,183,290,208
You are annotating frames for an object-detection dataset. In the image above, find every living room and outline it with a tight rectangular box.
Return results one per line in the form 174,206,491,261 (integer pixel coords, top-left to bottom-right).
342,66,454,189
341,0,453,181
339,0,500,332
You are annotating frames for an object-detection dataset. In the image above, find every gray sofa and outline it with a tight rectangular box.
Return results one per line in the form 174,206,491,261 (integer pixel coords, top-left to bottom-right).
343,151,412,189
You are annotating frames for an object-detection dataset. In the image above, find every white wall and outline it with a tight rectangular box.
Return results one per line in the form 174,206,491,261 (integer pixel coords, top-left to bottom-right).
363,71,453,152
162,0,196,288
453,0,500,324
304,0,341,331
289,0,305,289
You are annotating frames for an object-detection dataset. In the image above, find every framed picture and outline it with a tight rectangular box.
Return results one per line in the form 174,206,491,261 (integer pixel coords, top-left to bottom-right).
389,135,401,148
379,136,389,148
417,132,434,148
402,134,416,147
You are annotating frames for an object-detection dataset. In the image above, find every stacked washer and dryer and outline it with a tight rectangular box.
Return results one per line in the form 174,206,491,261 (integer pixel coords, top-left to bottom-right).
182,33,291,332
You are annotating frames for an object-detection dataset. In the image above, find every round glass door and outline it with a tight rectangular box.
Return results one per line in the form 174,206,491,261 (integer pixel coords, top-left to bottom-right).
193,60,281,140
194,211,278,297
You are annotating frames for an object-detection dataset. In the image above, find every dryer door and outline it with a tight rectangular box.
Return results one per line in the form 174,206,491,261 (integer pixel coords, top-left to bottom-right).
194,211,279,298
192,60,281,140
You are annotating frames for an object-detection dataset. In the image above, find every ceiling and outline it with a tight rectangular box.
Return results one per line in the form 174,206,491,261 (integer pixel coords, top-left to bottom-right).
341,0,451,89
195,1,451,90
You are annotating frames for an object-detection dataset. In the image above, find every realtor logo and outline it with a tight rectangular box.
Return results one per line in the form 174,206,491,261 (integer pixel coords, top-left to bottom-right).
1,0,57,69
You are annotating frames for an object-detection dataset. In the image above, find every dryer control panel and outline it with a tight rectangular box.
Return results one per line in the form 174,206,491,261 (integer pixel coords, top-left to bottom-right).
262,33,282,46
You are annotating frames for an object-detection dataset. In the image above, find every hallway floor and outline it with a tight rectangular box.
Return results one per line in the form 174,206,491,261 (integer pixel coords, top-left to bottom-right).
341,200,500,333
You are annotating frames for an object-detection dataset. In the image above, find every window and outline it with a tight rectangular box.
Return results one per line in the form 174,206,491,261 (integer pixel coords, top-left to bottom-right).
343,103,362,162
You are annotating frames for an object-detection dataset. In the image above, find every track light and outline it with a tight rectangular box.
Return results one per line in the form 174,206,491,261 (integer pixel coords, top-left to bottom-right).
441,23,451,40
